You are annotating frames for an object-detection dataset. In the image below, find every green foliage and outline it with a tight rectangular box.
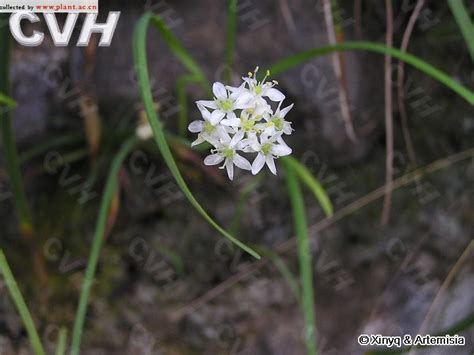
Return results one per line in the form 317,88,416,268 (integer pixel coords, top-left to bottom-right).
283,162,318,355
282,157,333,217
0,92,16,107
0,250,45,355
55,327,68,355
269,41,474,105
225,0,238,82
448,0,474,61
0,15,33,233
133,12,260,260
70,138,138,355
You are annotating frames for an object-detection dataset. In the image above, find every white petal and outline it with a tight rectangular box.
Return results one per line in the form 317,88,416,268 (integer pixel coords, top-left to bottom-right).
204,154,225,166
233,154,251,170
265,88,285,102
221,117,241,127
209,110,225,125
197,100,217,110
266,155,277,175
188,120,204,133
230,130,245,147
201,133,219,147
213,82,227,99
215,125,231,143
283,123,293,135
279,103,294,118
234,92,253,109
228,83,246,96
252,153,266,175
238,138,254,152
191,136,205,146
225,160,234,180
271,144,292,157
226,84,241,93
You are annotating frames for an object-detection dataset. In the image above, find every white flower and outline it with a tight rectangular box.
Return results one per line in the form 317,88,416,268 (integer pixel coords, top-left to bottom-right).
188,69,294,180
257,102,294,136
203,130,251,180
188,104,228,146
221,109,261,138
197,82,253,121
241,67,285,103
250,133,292,175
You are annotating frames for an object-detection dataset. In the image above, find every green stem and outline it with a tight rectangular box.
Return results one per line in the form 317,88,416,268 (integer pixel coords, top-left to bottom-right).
269,41,474,105
283,162,317,355
225,0,238,82
55,327,68,355
133,12,260,260
70,137,138,355
0,250,45,355
0,15,34,234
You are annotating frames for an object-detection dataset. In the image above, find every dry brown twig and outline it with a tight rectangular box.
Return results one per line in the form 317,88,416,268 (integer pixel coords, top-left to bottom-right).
398,0,425,167
415,240,473,337
381,0,394,225
322,0,357,143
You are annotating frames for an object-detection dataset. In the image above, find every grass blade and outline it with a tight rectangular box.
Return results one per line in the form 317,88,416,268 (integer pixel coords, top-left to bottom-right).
0,15,34,235
150,14,210,91
70,138,138,355
0,92,16,107
448,0,474,61
269,41,474,105
0,250,45,355
283,161,317,355
133,12,260,260
225,0,238,82
282,157,333,217
55,327,68,355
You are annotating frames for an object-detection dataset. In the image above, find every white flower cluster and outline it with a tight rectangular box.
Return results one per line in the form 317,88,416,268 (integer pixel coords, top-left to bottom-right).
188,68,294,180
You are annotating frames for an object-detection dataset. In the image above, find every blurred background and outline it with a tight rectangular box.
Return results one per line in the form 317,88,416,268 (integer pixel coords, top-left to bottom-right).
0,0,473,354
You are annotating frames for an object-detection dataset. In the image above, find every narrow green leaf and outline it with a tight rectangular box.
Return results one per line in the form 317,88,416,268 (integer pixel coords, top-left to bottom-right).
0,250,45,355
70,138,138,355
0,92,16,107
282,156,333,217
225,0,238,82
448,0,474,61
283,161,318,355
55,327,68,355
0,15,33,233
133,13,260,260
150,15,210,91
269,41,474,105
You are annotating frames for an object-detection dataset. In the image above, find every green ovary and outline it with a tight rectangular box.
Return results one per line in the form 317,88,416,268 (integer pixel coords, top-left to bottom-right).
242,119,255,132
261,142,273,155
204,121,215,134
218,99,233,112
254,85,263,95
272,117,284,130
222,147,235,158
